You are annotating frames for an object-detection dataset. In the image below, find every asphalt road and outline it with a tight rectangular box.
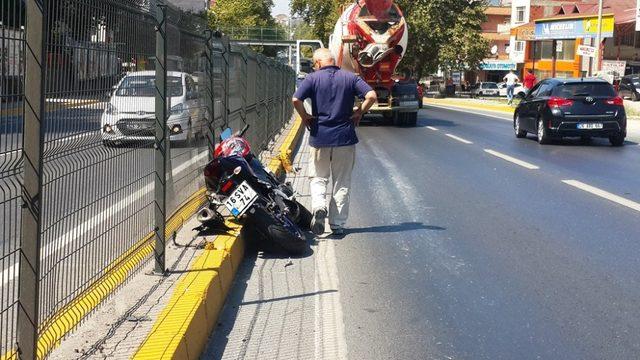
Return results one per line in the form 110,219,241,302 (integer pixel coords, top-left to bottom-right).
336,106,640,359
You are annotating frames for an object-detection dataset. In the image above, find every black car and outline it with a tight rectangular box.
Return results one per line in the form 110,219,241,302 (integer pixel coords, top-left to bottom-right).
514,78,626,146
618,74,640,101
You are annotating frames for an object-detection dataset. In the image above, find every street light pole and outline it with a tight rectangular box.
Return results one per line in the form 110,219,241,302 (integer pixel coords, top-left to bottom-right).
594,0,604,74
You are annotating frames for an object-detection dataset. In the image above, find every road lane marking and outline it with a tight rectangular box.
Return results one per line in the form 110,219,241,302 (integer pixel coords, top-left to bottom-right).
562,180,640,213
484,149,540,170
445,133,473,144
1,150,210,286
426,126,439,131
425,103,512,122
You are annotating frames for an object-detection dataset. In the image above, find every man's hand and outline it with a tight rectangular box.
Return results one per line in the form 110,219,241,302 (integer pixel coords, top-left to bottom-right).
301,113,315,129
351,106,363,126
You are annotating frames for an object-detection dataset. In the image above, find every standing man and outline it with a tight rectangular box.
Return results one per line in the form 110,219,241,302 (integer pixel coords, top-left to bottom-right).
522,68,537,94
292,48,377,236
503,70,519,105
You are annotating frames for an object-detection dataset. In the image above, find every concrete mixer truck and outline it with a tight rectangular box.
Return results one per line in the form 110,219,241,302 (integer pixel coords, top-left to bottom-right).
329,0,419,126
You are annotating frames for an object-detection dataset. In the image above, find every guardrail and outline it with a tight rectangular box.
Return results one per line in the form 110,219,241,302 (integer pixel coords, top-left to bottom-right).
0,0,295,359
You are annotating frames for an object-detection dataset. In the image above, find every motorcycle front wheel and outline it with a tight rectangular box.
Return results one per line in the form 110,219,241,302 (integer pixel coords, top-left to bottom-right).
242,205,308,255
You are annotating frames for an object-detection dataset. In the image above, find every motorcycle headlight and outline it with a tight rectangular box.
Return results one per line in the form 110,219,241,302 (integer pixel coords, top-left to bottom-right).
170,103,186,116
106,103,119,115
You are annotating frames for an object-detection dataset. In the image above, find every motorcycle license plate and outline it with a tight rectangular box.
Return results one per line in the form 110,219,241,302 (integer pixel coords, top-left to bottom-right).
224,181,258,217
577,123,603,129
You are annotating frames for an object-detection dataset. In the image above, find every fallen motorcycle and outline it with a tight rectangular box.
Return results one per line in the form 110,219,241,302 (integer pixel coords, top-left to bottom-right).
198,125,310,255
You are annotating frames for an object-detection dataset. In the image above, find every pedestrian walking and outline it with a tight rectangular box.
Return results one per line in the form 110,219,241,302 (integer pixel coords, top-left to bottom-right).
503,70,519,105
292,49,377,236
523,68,537,95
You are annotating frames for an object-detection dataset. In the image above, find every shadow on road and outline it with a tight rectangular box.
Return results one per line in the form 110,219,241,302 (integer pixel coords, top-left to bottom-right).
346,222,446,235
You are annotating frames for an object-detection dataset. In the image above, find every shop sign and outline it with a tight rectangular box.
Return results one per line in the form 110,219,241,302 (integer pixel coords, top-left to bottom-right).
512,24,535,41
600,60,626,84
576,45,596,57
479,60,516,71
535,15,614,40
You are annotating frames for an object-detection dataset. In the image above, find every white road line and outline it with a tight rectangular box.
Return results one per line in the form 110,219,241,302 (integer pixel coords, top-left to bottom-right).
445,133,473,144
484,149,540,170
426,126,439,131
562,180,640,213
425,103,513,122
1,150,209,286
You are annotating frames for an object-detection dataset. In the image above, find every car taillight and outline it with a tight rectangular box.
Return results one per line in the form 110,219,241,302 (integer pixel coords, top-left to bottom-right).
605,96,624,106
547,97,574,108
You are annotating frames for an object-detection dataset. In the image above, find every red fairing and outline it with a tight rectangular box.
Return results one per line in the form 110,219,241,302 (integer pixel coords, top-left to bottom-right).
364,0,393,18
214,137,251,158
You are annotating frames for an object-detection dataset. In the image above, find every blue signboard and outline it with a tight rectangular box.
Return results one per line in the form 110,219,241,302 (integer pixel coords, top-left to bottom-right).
535,16,614,40
479,61,516,71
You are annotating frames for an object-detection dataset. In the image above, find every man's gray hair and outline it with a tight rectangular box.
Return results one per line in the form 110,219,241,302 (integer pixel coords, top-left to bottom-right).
313,48,335,64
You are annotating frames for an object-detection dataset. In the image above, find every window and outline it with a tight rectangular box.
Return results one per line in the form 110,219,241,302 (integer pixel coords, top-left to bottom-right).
533,41,555,60
515,41,525,53
516,6,525,23
556,40,576,61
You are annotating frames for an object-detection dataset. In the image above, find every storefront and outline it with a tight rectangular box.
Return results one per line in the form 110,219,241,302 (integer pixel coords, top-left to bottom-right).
478,60,517,82
516,14,615,80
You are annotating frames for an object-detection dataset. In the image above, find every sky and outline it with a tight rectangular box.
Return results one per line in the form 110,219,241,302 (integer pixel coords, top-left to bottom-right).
272,0,290,16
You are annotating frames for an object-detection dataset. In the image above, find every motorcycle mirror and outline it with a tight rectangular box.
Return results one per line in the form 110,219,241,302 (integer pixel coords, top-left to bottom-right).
220,128,232,141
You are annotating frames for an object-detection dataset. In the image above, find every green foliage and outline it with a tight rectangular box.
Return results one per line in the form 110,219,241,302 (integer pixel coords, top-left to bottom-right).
291,0,489,78
208,0,276,29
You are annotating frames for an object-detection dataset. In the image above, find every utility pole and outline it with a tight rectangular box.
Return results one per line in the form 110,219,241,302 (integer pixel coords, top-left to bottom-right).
594,0,604,74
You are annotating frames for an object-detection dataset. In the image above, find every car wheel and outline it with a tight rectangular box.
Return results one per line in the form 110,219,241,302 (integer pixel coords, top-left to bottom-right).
514,114,527,138
609,133,625,146
537,118,551,145
632,92,639,102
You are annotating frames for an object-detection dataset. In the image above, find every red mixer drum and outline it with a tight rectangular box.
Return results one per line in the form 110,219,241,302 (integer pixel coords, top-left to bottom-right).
329,0,408,91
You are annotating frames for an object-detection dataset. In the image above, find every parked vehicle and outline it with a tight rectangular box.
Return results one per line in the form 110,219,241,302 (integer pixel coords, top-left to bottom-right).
514,78,626,146
390,79,420,126
101,71,206,146
497,82,526,98
618,74,640,101
471,82,499,97
199,125,310,255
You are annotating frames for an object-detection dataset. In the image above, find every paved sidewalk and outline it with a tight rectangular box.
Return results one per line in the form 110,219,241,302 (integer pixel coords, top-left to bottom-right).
202,131,348,360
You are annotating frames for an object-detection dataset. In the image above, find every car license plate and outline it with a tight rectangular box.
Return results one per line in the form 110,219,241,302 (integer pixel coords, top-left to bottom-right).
224,181,258,217
400,101,418,107
577,123,603,130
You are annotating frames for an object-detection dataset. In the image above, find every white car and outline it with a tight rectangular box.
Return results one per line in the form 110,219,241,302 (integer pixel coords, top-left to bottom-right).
101,71,205,145
497,82,527,98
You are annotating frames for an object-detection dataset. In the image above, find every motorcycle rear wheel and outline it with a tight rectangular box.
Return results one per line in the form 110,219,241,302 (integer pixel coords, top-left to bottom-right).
242,206,308,255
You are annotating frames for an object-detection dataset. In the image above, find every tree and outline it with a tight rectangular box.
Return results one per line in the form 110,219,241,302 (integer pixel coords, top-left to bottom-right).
208,0,276,30
290,0,489,79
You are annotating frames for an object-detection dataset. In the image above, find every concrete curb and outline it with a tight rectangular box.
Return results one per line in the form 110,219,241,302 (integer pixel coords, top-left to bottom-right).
132,118,305,360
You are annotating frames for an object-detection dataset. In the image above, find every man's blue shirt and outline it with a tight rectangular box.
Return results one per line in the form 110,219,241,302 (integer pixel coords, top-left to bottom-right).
293,66,373,148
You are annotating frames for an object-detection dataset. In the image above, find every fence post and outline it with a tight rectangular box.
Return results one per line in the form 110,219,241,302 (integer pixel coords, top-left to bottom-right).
204,30,216,155
153,1,168,274
17,0,47,358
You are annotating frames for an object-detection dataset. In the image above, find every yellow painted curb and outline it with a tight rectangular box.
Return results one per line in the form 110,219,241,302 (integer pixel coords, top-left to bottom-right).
0,100,101,117
133,117,306,360
4,189,210,360
424,98,515,115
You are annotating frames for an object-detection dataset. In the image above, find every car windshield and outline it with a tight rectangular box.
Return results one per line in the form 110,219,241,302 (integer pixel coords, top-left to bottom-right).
551,83,616,97
116,76,183,97
483,83,498,89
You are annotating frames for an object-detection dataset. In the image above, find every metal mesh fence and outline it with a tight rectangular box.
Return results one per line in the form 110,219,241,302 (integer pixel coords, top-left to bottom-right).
0,0,295,358
0,0,25,357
